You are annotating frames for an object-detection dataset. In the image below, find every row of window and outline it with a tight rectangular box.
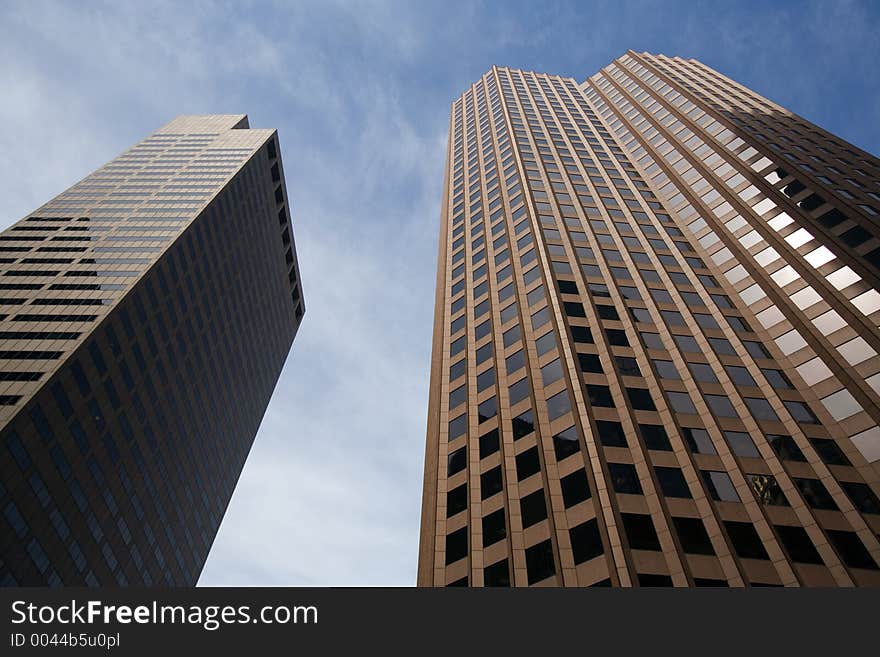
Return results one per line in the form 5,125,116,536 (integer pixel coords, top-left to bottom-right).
446,508,878,585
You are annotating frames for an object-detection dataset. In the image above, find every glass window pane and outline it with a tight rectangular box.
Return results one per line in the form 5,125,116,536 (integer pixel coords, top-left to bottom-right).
703,470,740,502
724,431,761,457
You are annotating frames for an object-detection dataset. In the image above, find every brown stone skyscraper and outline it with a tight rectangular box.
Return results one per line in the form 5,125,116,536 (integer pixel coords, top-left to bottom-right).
418,53,880,587
0,115,304,586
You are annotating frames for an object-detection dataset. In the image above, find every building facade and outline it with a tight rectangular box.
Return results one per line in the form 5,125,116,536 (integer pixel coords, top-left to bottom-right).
418,53,880,587
0,115,304,586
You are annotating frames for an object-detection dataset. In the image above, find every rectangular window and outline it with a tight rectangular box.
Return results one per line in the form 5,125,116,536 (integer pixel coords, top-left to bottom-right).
609,463,642,495
655,467,692,498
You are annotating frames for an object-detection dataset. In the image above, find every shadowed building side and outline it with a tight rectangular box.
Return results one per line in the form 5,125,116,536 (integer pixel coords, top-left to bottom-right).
0,115,304,586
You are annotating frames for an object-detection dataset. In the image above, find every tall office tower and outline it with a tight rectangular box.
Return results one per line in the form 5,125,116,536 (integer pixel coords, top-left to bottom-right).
0,115,304,586
418,52,880,587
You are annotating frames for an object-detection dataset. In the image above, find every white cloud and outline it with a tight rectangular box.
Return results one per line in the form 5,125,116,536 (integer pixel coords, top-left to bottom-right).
0,0,451,587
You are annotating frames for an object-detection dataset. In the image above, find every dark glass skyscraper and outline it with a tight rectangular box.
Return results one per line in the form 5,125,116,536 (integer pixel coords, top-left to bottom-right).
0,115,304,586
419,53,880,587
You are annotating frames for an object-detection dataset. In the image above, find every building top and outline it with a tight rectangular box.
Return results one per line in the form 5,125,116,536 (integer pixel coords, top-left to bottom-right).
156,114,250,133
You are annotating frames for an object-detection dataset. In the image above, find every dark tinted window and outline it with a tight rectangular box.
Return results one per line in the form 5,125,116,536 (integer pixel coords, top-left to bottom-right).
672,517,715,555
606,329,630,346
447,484,467,517
503,325,521,347
638,574,674,587
500,301,517,323
506,349,525,375
641,424,672,451
449,414,467,440
481,466,503,500
702,470,739,502
667,391,697,414
655,467,692,498
745,397,778,421
622,513,661,551
615,356,641,376
586,384,614,407
541,358,564,387
627,388,656,411
706,394,738,418
571,326,594,343
520,490,548,527
449,385,466,410
512,410,534,439
578,353,603,373
447,447,467,476
609,463,642,494
535,332,556,356
767,434,805,461
478,397,497,423
683,427,716,454
553,425,580,460
827,530,879,570
476,368,495,392
546,390,572,419
525,539,556,584
809,438,851,466
597,304,619,320
484,559,510,586
784,400,820,424
516,447,541,480
841,482,880,515
708,337,736,355
723,431,760,458
724,365,756,386
445,527,468,564
527,285,545,307
743,341,770,358
689,362,718,383
570,519,603,564
475,319,492,341
630,307,653,324
557,279,578,294
661,310,685,326
724,521,769,560
694,313,719,329
479,428,499,459
450,358,466,381
726,315,750,332
775,525,823,565
694,578,729,587
596,420,626,447
654,359,680,380
560,469,591,507
762,369,792,389
482,509,506,547
674,335,699,352
794,478,838,510
509,378,530,405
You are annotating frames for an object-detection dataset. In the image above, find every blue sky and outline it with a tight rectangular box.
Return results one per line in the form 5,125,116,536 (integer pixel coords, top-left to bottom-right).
0,0,878,586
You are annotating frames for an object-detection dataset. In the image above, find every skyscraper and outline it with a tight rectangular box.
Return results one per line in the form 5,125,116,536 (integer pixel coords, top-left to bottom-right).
0,115,304,586
418,53,880,587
